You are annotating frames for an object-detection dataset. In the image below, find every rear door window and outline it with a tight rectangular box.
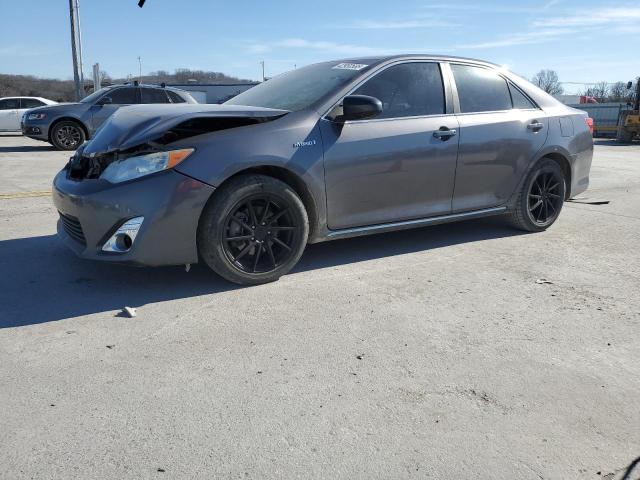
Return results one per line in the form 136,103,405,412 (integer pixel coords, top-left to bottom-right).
20,98,45,108
451,64,512,113
141,88,170,104
106,87,137,105
353,62,445,119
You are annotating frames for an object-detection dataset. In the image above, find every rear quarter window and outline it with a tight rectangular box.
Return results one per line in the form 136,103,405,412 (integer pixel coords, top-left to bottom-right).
167,91,186,103
509,85,536,109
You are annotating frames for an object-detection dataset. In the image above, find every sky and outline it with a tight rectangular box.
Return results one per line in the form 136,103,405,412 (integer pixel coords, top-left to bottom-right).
0,0,637,94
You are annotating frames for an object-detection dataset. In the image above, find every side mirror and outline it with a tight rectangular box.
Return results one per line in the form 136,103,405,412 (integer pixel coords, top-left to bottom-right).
627,81,633,90
97,96,112,106
341,95,382,122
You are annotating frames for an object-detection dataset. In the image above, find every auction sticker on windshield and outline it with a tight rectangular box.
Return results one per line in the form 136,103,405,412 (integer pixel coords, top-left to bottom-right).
332,63,368,70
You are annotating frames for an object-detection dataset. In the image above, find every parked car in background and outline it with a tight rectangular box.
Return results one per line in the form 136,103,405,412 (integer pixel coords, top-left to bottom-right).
53,55,593,285
0,97,57,132
22,83,197,150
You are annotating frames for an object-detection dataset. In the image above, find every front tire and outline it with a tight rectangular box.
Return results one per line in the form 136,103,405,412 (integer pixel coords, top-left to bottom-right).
198,174,309,285
508,158,566,232
50,120,86,151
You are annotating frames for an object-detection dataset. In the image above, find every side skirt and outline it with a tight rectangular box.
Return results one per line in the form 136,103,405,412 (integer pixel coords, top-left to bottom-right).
325,206,507,241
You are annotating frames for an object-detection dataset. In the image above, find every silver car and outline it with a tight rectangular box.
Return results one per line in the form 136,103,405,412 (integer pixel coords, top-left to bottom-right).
22,83,196,150
52,55,593,285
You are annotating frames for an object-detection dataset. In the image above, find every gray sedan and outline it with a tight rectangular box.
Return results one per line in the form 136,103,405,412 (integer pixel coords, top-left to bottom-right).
22,83,196,150
52,55,593,285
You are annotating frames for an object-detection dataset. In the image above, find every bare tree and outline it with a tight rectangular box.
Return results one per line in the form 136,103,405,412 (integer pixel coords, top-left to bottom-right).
608,81,627,102
590,81,610,103
532,70,564,95
0,68,254,102
99,70,112,86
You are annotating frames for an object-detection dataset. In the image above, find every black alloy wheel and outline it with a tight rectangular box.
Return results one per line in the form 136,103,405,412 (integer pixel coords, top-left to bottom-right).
198,174,309,285
527,171,563,226
222,195,298,274
508,158,566,232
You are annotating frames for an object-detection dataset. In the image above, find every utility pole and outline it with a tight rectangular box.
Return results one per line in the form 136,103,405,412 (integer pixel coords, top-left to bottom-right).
92,63,100,93
68,0,85,100
260,61,265,82
138,56,142,82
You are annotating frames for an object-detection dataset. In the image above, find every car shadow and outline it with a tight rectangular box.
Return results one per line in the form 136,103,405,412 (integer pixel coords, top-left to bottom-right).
0,145,56,153
0,216,523,328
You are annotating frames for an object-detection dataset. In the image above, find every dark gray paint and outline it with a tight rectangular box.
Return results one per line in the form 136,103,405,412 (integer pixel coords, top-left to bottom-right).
320,115,460,229
52,54,593,267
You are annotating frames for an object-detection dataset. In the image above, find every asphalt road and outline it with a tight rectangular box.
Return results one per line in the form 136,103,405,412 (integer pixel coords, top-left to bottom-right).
0,133,639,480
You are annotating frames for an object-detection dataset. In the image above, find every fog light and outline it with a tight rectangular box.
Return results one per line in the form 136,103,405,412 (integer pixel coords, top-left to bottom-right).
102,217,144,252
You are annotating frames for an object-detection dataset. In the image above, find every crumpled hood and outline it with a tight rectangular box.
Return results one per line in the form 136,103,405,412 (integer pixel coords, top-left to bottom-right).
83,104,289,154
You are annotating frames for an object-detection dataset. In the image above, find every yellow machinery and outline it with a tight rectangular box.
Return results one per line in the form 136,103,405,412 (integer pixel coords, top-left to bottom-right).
617,79,640,143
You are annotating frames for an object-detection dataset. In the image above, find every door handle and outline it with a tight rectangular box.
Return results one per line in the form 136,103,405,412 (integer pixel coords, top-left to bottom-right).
527,121,544,131
433,127,457,140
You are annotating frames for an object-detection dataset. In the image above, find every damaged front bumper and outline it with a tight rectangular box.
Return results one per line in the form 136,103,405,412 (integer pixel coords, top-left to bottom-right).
52,168,215,266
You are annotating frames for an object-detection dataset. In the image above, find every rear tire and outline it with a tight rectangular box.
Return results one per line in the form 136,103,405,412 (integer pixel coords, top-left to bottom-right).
50,120,86,151
198,174,309,285
508,158,566,232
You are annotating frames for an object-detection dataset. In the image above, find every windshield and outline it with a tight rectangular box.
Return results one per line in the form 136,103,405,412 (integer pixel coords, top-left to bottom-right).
225,61,376,111
80,87,113,104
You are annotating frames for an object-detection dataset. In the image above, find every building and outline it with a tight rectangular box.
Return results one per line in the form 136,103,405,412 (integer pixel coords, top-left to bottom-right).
168,83,258,104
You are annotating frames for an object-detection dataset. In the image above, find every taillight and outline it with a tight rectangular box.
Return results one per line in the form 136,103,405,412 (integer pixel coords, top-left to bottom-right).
585,117,594,135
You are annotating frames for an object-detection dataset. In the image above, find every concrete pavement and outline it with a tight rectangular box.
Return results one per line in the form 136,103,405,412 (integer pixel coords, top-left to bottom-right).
1,133,639,479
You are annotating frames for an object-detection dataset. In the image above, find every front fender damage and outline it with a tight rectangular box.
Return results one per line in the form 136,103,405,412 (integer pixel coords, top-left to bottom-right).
67,104,289,180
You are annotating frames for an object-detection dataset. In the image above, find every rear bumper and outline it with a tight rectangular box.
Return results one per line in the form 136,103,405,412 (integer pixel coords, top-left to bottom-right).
569,138,593,198
52,169,215,266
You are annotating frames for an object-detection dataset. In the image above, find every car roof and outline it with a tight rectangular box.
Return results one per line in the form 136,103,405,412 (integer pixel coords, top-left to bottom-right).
0,96,56,103
108,83,188,92
0,96,52,100
332,54,500,68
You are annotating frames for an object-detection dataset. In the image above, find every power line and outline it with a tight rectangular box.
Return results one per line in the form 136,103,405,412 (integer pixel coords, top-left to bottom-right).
561,81,630,86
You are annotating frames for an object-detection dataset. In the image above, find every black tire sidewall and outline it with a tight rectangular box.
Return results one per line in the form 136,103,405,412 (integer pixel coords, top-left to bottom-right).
198,175,309,285
51,121,85,151
520,159,566,231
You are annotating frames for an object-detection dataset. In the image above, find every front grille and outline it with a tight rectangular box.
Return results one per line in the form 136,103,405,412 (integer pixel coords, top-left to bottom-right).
59,212,86,245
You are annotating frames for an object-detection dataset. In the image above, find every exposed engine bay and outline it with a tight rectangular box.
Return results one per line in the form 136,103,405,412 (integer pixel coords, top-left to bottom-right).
66,113,285,180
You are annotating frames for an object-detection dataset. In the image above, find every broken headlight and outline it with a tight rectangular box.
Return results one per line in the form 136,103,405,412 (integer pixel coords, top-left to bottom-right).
100,148,194,183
